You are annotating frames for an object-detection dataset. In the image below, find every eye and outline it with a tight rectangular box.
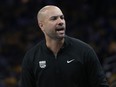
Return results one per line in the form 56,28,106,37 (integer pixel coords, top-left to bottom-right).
60,15,64,19
50,16,58,20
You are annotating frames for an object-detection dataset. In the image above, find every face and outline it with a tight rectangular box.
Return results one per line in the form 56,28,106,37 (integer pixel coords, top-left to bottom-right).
39,6,66,40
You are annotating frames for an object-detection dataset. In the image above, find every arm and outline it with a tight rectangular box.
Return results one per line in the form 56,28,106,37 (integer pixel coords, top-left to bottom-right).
85,48,109,87
20,51,36,87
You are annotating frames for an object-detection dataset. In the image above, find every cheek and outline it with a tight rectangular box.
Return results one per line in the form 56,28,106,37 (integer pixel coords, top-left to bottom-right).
47,24,55,30
42,24,48,31
43,22,56,31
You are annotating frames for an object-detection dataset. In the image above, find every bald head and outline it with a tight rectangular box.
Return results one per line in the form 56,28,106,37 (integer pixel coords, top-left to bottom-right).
37,5,63,23
37,5,66,40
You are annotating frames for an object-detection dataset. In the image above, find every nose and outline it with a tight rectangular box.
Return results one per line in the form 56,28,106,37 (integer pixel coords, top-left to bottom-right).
57,18,64,26
58,22,63,26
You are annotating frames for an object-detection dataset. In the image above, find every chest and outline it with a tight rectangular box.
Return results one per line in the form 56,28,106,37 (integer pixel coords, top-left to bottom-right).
33,51,85,80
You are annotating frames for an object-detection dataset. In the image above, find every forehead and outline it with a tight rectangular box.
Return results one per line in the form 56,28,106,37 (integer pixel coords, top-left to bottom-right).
44,7,63,18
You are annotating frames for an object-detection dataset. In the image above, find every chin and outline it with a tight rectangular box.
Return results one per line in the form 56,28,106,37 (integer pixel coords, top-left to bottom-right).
57,35,65,40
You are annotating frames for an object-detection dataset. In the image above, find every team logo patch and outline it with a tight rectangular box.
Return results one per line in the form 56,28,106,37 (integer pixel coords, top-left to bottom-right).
39,61,46,68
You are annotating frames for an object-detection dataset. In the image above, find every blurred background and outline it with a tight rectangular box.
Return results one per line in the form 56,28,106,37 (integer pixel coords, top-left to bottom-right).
0,0,116,87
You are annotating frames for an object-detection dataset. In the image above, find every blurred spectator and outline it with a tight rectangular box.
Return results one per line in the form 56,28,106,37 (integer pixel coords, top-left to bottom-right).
110,80,116,87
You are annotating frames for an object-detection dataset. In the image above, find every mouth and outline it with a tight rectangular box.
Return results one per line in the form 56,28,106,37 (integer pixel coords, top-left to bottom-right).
55,27,65,36
56,27,65,31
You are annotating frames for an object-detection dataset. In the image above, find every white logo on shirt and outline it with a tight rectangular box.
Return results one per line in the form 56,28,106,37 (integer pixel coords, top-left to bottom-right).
39,61,46,68
67,59,75,63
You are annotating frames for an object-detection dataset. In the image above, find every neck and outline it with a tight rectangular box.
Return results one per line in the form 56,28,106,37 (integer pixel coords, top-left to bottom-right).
46,37,64,55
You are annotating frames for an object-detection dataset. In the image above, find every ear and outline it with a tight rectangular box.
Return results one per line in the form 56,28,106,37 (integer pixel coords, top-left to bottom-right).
38,21,45,32
39,22,43,28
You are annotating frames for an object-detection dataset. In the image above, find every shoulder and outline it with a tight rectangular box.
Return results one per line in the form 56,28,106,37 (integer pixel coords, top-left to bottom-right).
22,40,45,67
66,36,93,50
65,36,97,64
23,40,45,62
25,40,44,55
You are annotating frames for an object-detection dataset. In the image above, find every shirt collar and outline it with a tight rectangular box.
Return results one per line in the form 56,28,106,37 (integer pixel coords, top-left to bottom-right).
42,35,70,53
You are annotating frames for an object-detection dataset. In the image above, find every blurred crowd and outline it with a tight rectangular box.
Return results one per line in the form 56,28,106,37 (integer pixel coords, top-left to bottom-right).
0,0,116,87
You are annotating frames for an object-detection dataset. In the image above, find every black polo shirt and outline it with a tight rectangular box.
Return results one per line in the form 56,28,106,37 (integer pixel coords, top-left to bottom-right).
21,36,109,87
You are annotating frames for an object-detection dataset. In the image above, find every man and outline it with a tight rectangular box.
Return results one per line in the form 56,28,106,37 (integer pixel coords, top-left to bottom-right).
20,5,109,87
